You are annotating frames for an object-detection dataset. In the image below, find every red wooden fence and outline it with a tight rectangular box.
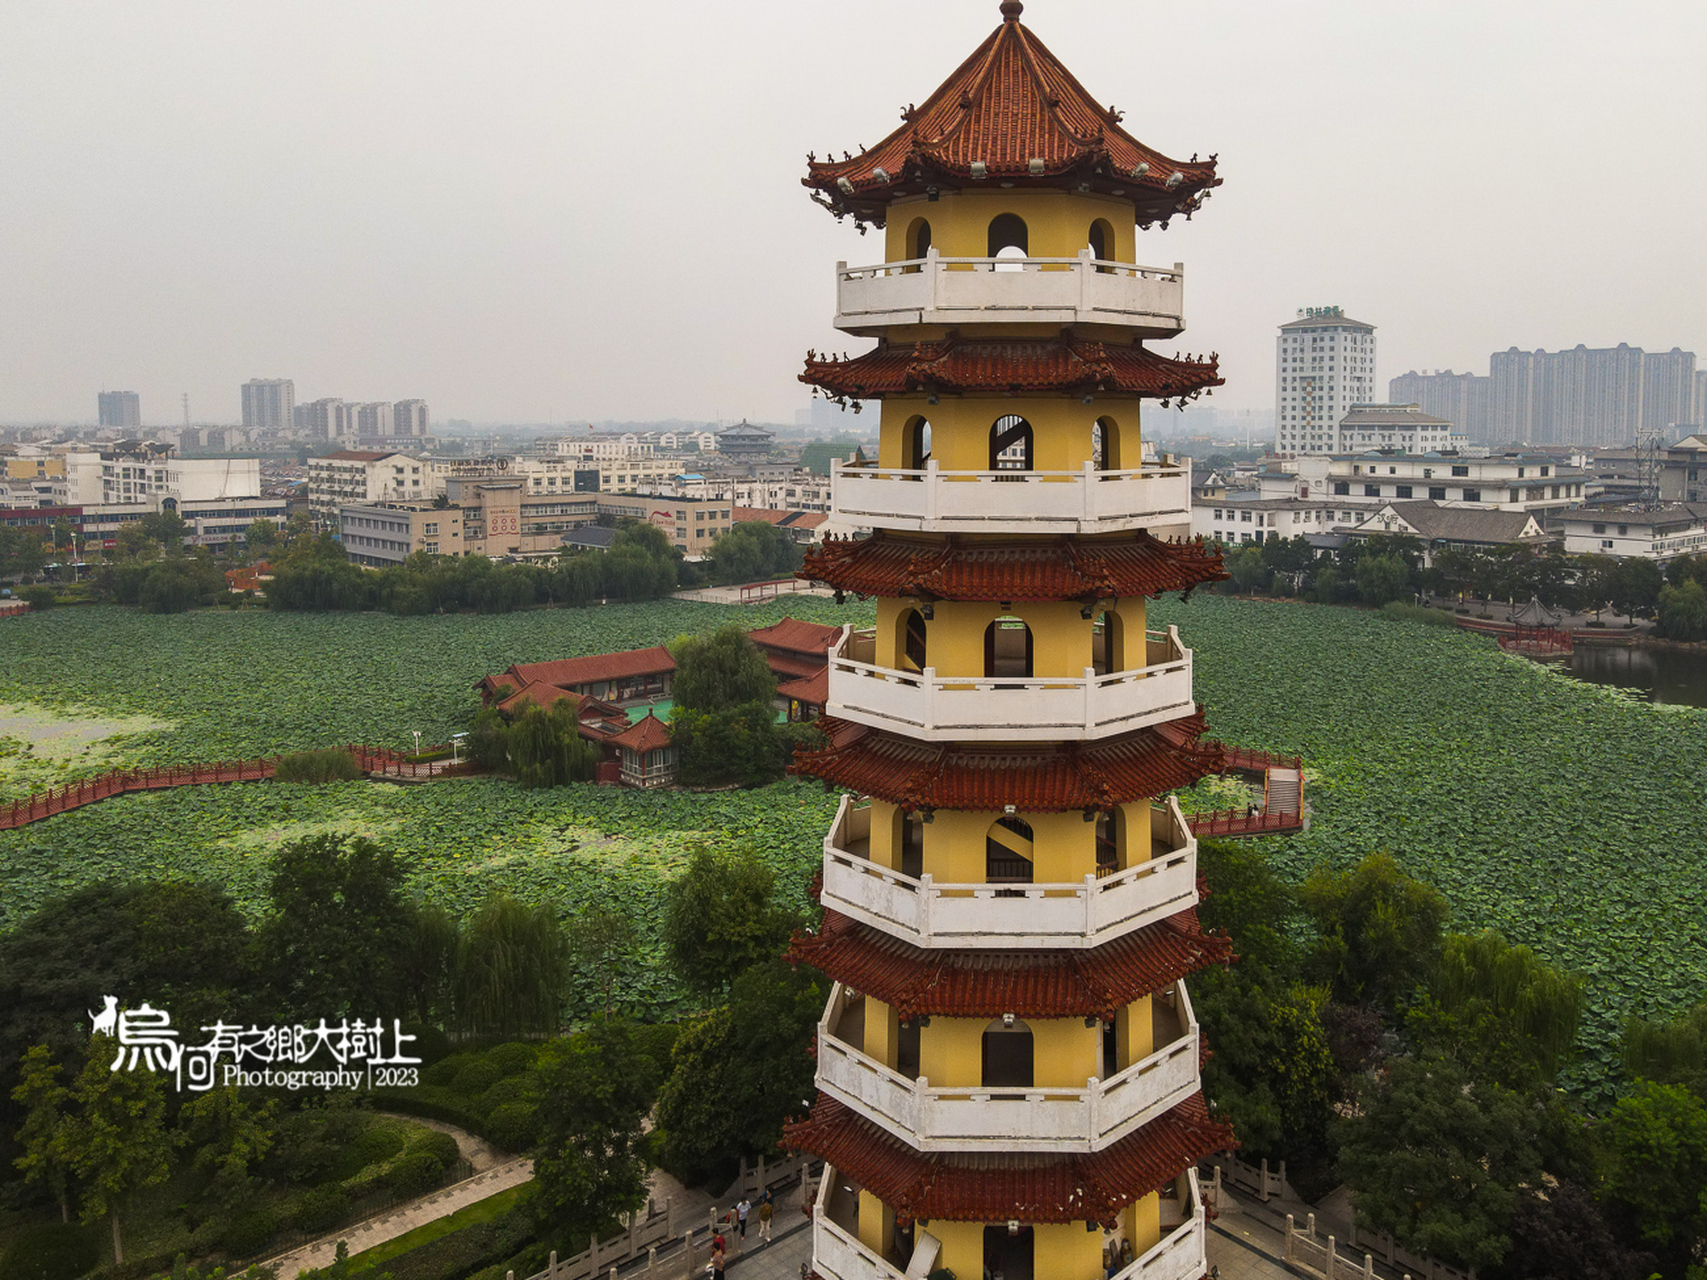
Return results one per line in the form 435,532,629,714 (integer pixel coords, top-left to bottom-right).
1213,743,1304,775
0,743,466,831
1187,808,1304,837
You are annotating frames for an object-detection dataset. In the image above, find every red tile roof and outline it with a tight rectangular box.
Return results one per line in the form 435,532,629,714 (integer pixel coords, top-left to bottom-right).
322,450,402,461
802,338,1221,403
496,681,584,716
789,907,1229,1021
799,532,1227,602
501,646,676,691
803,6,1220,231
778,667,830,707
789,714,1221,811
749,617,844,656
784,1092,1234,1224
609,711,673,753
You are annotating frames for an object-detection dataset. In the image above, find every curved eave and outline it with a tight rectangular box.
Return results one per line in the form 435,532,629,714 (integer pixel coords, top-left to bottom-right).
802,339,1222,404
797,530,1230,604
784,1091,1234,1225
802,15,1219,229
787,904,1232,1021
787,711,1225,811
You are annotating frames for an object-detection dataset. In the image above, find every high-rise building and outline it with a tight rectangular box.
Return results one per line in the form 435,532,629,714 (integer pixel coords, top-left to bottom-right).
356,402,394,439
241,379,295,431
97,391,141,429
1642,348,1698,434
1274,309,1377,456
784,7,1235,1280
1388,371,1491,442
393,399,430,437
1484,346,1697,445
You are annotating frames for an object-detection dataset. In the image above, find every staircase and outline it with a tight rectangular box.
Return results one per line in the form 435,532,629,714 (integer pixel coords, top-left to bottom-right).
1264,767,1302,821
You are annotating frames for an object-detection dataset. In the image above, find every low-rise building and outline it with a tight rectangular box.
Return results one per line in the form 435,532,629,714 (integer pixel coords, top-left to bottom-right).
442,478,598,558
339,502,465,567
1346,501,1553,564
1660,435,1707,504
1333,403,1454,454
306,451,429,522
594,493,732,557
1256,451,1590,519
1193,495,1358,546
1556,503,1707,561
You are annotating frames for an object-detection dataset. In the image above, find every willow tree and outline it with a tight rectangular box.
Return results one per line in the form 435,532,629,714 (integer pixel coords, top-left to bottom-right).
456,894,569,1037
506,698,599,788
1413,930,1584,1087
1625,1000,1707,1098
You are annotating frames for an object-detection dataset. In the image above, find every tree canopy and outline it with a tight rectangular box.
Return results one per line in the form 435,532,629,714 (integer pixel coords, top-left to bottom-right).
661,848,797,1000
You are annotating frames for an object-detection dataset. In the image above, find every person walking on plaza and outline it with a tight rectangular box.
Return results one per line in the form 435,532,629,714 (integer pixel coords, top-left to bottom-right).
736,1195,751,1246
757,1189,774,1244
710,1233,726,1280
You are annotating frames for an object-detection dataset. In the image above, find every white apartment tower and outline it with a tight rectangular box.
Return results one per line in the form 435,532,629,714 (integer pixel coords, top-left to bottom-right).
241,379,296,432
1274,308,1376,456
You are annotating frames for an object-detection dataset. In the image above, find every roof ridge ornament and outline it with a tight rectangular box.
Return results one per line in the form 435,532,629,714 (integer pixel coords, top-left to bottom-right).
1000,0,1023,20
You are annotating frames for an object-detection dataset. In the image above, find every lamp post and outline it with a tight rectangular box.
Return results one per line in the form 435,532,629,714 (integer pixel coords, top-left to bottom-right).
449,732,467,767
411,730,421,758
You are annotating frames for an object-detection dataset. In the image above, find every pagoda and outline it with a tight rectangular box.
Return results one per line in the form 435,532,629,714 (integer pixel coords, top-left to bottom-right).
784,6,1236,1280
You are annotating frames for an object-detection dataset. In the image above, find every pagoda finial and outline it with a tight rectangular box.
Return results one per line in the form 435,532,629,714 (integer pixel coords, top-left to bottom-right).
1000,0,1023,21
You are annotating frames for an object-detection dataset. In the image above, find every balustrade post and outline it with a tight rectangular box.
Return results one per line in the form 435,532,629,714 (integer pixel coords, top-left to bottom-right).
1082,460,1096,521
1326,1237,1337,1280
925,459,939,521
1261,1157,1272,1203
1083,873,1098,938
1284,1215,1294,1262
548,1251,557,1278
918,873,933,944
666,1195,675,1237
1306,1212,1315,1237
925,246,940,310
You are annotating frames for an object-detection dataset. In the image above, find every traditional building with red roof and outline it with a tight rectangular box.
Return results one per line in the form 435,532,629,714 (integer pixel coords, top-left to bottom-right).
783,8,1234,1280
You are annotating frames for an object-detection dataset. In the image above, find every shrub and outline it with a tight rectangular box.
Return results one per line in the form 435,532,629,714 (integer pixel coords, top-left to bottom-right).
337,1123,405,1176
484,1041,539,1078
485,1100,539,1152
409,1129,462,1167
422,1054,465,1087
478,1075,535,1115
221,1207,281,1257
274,748,364,783
19,586,55,611
291,1185,351,1232
0,1223,99,1280
389,1148,451,1197
403,1023,453,1065
452,1058,503,1095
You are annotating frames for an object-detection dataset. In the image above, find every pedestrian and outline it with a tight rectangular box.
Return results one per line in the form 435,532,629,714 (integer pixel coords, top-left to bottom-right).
710,1234,726,1280
757,1189,774,1244
736,1195,751,1245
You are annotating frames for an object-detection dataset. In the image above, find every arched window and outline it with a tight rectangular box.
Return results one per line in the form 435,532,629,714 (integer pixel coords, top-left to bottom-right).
1091,608,1124,675
986,815,1034,885
899,809,925,880
1094,807,1127,876
989,414,1033,473
1088,218,1115,272
983,616,1033,679
981,1018,1034,1088
898,607,928,672
988,213,1028,256
906,217,932,261
1091,415,1122,471
901,416,933,471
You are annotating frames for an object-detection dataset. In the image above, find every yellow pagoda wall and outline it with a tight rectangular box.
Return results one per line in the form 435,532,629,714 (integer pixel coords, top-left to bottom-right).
866,799,1156,876
872,598,1150,676
883,190,1140,263
876,397,1143,472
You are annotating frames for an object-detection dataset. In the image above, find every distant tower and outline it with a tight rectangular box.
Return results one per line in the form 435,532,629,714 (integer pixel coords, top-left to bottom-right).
785,7,1235,1280
1274,309,1377,456
98,391,141,429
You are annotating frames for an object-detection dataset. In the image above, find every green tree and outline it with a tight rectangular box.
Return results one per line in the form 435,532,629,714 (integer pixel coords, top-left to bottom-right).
138,556,224,614
661,848,797,1000
0,526,50,579
243,519,279,556
266,533,370,611
504,698,599,788
176,1086,279,1208
1227,546,1267,593
50,518,75,557
530,1017,660,1241
567,908,641,1018
1610,557,1665,623
1335,1054,1543,1272
59,1034,176,1264
1625,999,1707,1099
672,703,789,787
1596,1082,1707,1265
398,903,460,1027
671,625,778,711
1301,852,1450,1014
11,1045,75,1222
1656,579,1707,641
456,893,569,1037
138,509,188,552
253,835,414,1021
704,522,803,586
654,959,823,1184
1411,930,1583,1088
1354,552,1413,607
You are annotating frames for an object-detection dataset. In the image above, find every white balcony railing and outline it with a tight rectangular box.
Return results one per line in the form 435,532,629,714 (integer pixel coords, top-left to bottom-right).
820,793,1198,949
1112,1169,1208,1280
816,981,1200,1153
834,249,1184,336
831,460,1191,536
827,625,1194,743
812,1162,1205,1280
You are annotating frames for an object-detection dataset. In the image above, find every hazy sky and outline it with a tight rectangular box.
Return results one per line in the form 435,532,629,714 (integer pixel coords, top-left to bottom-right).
3,1,1704,426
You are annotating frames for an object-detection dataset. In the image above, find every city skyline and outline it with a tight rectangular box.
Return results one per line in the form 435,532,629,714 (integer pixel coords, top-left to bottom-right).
2,0,1704,425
